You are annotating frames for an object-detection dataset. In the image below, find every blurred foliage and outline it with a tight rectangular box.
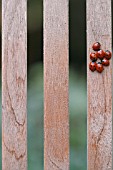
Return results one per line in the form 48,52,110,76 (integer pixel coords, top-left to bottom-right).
28,63,87,170
69,69,87,170
28,0,43,65
28,63,43,169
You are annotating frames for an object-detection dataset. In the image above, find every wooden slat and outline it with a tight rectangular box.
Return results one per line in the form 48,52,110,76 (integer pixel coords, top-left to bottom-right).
87,0,112,169
44,0,69,169
2,0,27,169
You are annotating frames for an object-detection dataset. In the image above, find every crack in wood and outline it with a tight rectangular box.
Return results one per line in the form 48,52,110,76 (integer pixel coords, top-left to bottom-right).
94,114,106,169
48,153,63,170
3,138,26,161
8,89,25,127
107,154,111,168
5,77,26,127
4,48,26,127
102,74,107,113
16,76,25,85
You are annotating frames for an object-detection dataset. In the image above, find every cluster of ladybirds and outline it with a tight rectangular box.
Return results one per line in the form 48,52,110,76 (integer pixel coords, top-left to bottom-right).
89,42,112,73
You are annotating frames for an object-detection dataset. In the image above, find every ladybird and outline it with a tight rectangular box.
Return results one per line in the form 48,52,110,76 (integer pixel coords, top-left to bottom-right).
92,42,101,51
90,52,97,61
89,62,96,72
102,58,110,66
105,50,112,60
96,50,105,60
96,62,104,73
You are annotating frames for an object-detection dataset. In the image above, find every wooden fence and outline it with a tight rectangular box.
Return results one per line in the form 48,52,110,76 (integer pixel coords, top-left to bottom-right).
2,0,112,170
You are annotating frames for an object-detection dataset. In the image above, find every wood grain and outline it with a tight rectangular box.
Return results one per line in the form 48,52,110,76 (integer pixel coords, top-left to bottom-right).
44,0,69,169
87,0,112,169
2,0,27,169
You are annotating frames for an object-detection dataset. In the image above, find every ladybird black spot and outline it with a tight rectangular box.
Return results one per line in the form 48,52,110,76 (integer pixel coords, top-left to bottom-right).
97,62,102,64
92,59,97,62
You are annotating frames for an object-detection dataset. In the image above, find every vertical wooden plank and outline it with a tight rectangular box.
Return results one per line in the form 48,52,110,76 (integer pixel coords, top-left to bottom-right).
44,0,69,169
2,0,27,169
87,0,112,169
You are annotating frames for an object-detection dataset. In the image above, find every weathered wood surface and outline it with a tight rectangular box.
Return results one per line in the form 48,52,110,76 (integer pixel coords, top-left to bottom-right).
87,0,112,169
44,0,69,169
2,0,27,169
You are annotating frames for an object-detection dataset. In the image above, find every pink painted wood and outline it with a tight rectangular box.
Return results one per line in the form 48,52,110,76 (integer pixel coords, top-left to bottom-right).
87,0,112,169
44,0,69,169
2,0,27,169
